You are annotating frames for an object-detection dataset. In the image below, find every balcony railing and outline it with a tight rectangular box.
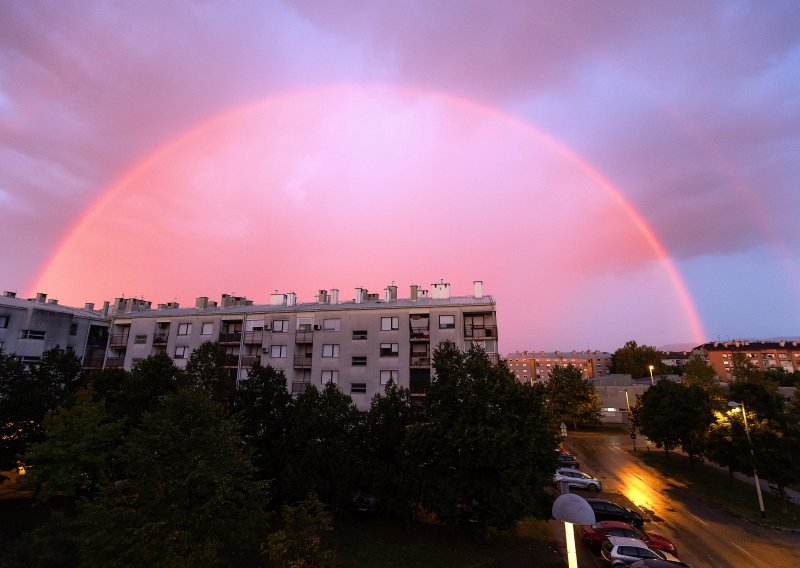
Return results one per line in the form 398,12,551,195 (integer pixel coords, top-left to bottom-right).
153,332,169,344
410,355,431,368
464,324,498,339
295,331,314,343
243,331,264,344
109,334,129,347
106,357,125,369
409,379,431,395
218,331,242,344
82,354,106,369
241,355,260,368
291,381,313,395
223,354,240,367
410,329,430,341
293,355,313,368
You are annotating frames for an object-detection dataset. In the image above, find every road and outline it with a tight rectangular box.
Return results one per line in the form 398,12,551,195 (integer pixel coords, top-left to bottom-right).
558,430,800,568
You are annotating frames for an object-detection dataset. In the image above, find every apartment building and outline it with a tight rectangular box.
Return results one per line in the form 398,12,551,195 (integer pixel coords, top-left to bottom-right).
695,340,800,381
104,281,497,410
0,291,110,368
505,349,612,384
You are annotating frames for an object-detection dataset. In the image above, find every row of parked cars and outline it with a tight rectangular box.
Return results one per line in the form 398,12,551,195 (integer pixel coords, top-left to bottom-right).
554,448,690,568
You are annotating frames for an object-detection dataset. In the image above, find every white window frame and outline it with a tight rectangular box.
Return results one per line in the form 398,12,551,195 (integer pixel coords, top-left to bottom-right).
380,343,399,357
381,316,399,331
175,346,189,359
380,370,399,385
322,319,341,332
322,344,340,358
177,323,192,336
321,370,339,384
351,382,367,394
270,345,287,358
439,315,455,329
272,320,289,333
297,317,314,331
201,322,214,335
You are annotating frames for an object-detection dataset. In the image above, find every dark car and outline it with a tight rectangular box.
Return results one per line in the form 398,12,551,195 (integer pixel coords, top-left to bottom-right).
557,451,580,469
580,520,677,556
584,498,645,529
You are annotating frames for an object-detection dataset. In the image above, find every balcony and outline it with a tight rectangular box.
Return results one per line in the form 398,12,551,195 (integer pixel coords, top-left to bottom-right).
410,329,430,342
153,332,169,345
293,355,313,369
218,331,242,344
464,324,498,339
106,356,125,369
241,355,260,368
295,331,314,343
109,334,129,348
410,355,431,368
243,331,264,344
291,381,313,395
82,354,106,369
223,354,240,367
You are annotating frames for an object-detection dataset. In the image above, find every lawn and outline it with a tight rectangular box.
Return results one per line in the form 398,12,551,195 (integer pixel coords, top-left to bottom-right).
633,449,800,529
326,514,563,568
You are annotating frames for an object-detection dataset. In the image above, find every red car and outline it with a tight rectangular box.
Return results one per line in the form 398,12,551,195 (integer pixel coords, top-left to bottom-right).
579,520,678,557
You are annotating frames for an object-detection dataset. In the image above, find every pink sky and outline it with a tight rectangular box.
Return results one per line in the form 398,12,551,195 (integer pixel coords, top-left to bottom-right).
2,1,798,352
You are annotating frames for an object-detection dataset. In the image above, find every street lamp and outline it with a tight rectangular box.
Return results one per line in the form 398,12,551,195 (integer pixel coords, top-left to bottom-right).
729,401,766,519
648,365,654,386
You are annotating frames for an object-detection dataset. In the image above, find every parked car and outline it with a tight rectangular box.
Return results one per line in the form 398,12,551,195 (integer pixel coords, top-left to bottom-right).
629,559,691,568
584,498,645,529
556,449,580,469
553,467,602,492
600,536,681,567
580,520,677,556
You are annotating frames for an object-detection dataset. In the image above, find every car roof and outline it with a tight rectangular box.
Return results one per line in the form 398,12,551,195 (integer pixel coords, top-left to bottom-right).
606,536,648,547
585,498,611,504
598,520,638,530
556,467,583,474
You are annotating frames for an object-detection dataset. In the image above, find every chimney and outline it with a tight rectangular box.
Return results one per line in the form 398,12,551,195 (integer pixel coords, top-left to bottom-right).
355,287,367,304
410,284,419,301
102,301,110,317
287,292,296,307
473,280,484,299
195,297,209,309
270,291,286,306
84,302,95,311
36,292,47,303
47,299,58,305
385,284,397,302
420,288,429,299
3,291,16,298
317,290,328,304
431,281,450,300
329,289,339,304
158,304,167,309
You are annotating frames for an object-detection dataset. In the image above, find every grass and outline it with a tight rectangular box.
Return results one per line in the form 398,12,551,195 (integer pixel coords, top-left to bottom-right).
326,514,563,568
633,449,800,529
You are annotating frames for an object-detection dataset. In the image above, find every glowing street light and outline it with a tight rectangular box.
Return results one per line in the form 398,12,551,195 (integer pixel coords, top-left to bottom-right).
729,401,766,519
648,364,654,386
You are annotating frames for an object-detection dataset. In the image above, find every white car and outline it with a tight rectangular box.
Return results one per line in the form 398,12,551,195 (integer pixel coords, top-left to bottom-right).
600,536,683,566
553,467,602,492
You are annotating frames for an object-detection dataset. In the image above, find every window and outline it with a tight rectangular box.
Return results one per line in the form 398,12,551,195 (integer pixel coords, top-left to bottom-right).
201,322,214,335
380,343,399,357
322,344,340,358
21,330,46,340
353,330,367,340
245,319,264,331
0,315,8,328
351,383,367,394
381,316,399,331
69,323,78,336
323,319,340,332
297,317,314,331
134,335,147,344
272,320,289,333
178,323,192,336
321,370,339,384
439,315,455,329
352,356,367,366
380,370,399,385
270,345,287,358
175,346,189,359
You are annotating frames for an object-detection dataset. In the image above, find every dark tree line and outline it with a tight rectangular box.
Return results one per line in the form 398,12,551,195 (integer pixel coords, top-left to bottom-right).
1,341,560,565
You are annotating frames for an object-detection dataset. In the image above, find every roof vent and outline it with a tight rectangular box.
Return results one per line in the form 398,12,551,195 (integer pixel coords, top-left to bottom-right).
36,292,47,303
3,291,16,298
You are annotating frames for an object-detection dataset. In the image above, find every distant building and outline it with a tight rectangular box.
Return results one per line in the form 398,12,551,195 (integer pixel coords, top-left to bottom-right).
505,349,612,383
104,281,497,410
0,290,109,368
694,340,800,381
660,351,692,369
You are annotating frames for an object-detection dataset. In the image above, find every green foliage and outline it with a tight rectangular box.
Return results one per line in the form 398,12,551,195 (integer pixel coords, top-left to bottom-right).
282,382,365,508
611,340,665,379
730,353,764,382
728,380,784,422
23,388,124,502
406,342,557,533
183,341,237,410
682,354,719,390
265,494,334,568
705,409,751,483
544,364,602,430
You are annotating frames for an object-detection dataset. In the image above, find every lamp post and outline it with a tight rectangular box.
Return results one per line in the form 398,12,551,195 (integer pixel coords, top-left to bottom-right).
648,364,654,386
729,401,766,519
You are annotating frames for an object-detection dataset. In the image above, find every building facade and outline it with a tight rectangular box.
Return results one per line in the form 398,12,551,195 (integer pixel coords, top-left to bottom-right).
104,281,497,410
505,350,613,383
695,340,800,381
0,291,109,368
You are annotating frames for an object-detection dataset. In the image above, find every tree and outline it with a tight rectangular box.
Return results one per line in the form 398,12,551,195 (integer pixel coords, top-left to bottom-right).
682,354,719,390
635,380,714,464
728,380,784,422
281,382,365,508
545,364,602,429
730,353,764,382
611,340,666,379
183,341,236,411
406,342,557,536
235,361,293,482
264,494,334,568
22,388,124,502
77,388,269,566
755,420,800,513
705,409,751,484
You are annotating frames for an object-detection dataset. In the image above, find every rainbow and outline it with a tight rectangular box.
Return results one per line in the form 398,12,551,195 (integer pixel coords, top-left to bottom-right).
31,84,707,343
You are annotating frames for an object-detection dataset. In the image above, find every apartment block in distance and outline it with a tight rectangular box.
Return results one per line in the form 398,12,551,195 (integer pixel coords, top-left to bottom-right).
104,281,497,410
0,290,110,368
695,340,800,381
505,349,612,384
